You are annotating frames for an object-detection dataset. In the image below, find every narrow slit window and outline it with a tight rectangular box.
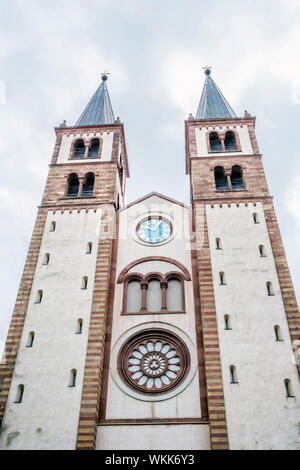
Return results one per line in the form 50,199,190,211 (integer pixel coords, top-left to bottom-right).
26,331,35,348
253,213,259,224
224,315,232,330
86,242,92,254
75,319,83,334
284,379,294,398
81,277,88,290
266,281,274,296
219,272,226,285
69,369,77,387
50,221,56,232
216,238,222,250
259,245,266,257
14,384,24,403
230,365,238,384
35,290,43,303
42,253,50,265
274,325,283,341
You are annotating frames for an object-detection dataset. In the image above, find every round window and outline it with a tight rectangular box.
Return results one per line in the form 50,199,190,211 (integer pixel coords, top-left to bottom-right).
118,329,190,394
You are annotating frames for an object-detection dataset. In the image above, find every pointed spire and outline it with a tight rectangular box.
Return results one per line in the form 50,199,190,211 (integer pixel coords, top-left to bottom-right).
75,73,115,126
196,68,236,120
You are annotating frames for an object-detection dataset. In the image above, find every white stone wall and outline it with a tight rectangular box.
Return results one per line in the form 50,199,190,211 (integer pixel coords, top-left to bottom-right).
0,209,102,450
97,424,211,450
195,125,253,157
206,202,300,450
56,131,114,163
100,195,207,449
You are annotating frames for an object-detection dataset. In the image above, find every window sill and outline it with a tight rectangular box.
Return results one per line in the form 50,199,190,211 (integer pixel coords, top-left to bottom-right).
215,189,247,193
209,150,242,154
121,310,186,316
60,196,96,200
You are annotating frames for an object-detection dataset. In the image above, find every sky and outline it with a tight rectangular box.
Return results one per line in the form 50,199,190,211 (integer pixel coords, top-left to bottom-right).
1,0,300,355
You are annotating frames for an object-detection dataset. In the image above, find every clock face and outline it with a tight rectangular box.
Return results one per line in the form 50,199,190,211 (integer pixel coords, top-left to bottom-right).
137,217,171,244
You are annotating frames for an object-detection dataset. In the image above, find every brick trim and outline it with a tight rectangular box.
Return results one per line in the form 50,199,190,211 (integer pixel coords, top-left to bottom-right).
76,205,116,450
194,203,229,450
263,202,300,376
0,209,47,422
117,257,191,283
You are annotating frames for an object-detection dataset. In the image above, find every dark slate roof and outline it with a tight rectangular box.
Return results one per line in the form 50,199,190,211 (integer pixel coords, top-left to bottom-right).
75,74,115,126
196,69,236,119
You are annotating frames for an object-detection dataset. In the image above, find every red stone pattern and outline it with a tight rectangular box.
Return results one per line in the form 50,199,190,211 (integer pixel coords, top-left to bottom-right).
76,205,116,450
194,203,229,450
0,209,47,421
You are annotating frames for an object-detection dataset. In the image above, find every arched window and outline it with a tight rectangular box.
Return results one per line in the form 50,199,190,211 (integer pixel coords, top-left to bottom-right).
230,365,238,384
224,131,237,150
284,379,294,398
224,315,232,330
230,165,244,190
266,281,274,296
82,172,94,197
26,331,35,347
274,325,283,341
147,279,162,312
88,138,100,158
166,278,182,312
219,272,226,285
81,277,88,290
122,272,186,314
14,384,24,403
35,290,43,303
76,319,83,334
214,166,228,190
69,369,77,387
126,279,142,313
73,139,85,159
209,132,222,151
67,173,79,197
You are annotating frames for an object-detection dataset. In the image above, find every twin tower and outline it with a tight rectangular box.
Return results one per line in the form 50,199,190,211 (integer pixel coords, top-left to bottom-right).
0,70,300,450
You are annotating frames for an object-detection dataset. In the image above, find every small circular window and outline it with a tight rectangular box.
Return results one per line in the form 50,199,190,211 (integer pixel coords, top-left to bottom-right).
118,330,190,394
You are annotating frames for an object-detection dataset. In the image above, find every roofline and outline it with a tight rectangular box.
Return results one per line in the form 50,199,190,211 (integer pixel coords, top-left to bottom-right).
120,191,190,211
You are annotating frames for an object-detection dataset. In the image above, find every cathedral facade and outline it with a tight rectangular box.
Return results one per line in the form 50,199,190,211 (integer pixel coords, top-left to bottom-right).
0,70,300,450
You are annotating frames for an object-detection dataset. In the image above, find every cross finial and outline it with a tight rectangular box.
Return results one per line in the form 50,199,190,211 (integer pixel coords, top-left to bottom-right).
203,66,212,76
101,71,110,81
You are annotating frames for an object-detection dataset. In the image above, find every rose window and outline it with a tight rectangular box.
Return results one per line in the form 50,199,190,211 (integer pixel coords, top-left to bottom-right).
118,330,190,394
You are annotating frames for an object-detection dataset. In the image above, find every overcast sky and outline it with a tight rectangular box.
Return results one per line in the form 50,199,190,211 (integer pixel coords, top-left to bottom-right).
1,0,300,355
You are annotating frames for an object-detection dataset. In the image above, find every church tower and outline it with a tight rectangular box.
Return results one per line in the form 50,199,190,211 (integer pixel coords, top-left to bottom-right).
186,68,300,450
0,74,129,450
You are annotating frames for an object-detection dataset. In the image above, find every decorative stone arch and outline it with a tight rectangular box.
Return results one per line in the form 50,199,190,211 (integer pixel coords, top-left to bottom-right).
117,256,191,283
